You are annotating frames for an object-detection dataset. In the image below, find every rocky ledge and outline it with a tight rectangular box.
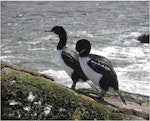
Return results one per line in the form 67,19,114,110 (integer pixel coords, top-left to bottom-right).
1,61,149,120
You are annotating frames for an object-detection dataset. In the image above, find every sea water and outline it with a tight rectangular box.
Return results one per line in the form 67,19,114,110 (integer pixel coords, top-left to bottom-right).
1,1,149,96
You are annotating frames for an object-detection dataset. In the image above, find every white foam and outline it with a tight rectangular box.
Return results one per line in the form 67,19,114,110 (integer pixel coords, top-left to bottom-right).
3,50,12,53
0,55,15,59
26,40,42,45
41,69,72,88
41,35,52,41
91,46,118,59
120,32,141,38
68,31,95,38
28,48,46,51
129,32,141,37
115,64,150,96
41,69,91,89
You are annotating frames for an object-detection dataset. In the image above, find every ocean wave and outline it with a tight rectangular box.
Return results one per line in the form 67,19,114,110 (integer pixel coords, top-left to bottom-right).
68,31,95,38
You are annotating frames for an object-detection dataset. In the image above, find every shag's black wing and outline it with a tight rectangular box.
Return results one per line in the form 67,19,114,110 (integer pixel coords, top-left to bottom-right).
87,54,117,79
62,47,88,81
61,47,79,69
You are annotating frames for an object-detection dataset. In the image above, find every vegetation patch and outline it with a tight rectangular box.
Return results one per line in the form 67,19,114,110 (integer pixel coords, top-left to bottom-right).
1,61,132,120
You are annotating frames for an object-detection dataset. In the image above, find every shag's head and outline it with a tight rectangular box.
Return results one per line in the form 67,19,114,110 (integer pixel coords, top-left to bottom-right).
45,26,66,35
76,39,91,57
45,26,67,50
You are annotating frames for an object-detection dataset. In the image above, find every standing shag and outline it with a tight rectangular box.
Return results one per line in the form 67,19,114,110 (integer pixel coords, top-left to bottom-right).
75,39,126,104
44,26,89,89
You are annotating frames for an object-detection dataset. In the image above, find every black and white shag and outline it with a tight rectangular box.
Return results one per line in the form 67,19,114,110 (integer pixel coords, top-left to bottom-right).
45,26,89,89
75,39,126,104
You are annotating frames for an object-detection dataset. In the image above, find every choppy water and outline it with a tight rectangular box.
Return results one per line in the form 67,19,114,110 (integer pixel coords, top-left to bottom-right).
1,1,149,96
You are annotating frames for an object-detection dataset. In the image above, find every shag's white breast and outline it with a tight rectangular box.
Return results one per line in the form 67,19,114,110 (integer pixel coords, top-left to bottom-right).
57,50,73,77
79,57,103,86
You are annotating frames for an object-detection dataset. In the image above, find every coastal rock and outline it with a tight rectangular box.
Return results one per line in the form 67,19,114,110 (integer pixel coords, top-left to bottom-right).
137,34,149,43
1,61,149,120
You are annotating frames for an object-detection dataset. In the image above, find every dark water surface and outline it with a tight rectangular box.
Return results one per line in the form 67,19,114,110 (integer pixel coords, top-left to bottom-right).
1,1,149,96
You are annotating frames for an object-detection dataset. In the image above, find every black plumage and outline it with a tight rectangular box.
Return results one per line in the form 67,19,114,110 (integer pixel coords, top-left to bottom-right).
87,56,118,91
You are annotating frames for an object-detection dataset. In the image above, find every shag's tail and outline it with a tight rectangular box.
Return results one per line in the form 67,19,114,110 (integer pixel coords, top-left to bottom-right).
116,90,127,105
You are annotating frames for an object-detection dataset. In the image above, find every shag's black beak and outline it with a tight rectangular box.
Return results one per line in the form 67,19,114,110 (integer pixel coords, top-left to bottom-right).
44,30,53,32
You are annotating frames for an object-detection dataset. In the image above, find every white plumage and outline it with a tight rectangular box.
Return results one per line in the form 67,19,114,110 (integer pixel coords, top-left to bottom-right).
57,50,73,77
79,57,103,87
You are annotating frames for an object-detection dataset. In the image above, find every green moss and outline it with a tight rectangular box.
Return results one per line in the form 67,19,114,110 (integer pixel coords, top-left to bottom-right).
1,61,131,120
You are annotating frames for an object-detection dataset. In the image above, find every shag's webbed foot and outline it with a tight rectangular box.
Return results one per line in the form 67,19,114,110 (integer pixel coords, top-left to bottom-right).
89,90,106,100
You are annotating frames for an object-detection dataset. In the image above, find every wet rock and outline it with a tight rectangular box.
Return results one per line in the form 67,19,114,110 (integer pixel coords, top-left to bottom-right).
137,34,149,43
77,88,149,120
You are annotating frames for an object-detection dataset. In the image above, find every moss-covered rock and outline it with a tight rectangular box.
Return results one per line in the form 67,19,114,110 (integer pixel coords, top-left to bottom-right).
1,61,132,120
1,62,131,120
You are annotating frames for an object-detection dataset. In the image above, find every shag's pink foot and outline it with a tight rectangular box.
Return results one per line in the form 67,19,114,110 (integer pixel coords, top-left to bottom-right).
89,90,106,99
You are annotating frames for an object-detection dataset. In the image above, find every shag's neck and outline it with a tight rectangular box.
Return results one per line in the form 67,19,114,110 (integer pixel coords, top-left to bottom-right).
57,32,67,50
